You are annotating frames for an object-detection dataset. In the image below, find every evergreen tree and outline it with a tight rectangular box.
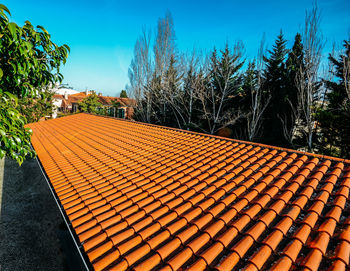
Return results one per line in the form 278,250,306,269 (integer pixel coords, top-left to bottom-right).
206,45,244,134
283,33,304,146
242,61,259,111
262,32,289,146
119,90,128,98
286,33,304,79
317,39,350,158
163,54,183,127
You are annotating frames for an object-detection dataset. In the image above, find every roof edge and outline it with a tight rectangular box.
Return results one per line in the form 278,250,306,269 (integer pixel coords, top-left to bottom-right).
33,153,92,271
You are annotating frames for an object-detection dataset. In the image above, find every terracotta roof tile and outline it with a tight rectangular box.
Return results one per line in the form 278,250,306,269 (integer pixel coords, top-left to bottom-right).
27,113,350,271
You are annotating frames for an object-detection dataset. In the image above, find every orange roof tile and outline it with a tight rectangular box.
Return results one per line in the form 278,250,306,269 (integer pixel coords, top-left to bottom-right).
97,96,136,107
58,92,136,108
70,92,88,97
27,113,350,271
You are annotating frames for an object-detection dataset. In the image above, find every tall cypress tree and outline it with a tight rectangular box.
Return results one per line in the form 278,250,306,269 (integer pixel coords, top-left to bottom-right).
163,54,183,127
317,39,350,158
261,31,289,146
283,33,304,146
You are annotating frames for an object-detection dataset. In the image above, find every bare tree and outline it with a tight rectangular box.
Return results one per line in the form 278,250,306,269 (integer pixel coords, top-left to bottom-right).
296,2,324,151
182,51,201,128
161,49,203,129
154,11,176,78
343,39,350,100
196,43,245,134
128,28,152,122
278,99,299,146
152,11,177,123
319,42,337,109
247,35,270,141
161,54,184,128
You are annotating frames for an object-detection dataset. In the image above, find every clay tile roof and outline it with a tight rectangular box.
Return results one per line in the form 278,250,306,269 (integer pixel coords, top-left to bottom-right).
27,113,350,271
119,97,136,107
65,95,86,105
70,92,88,97
97,96,136,107
98,96,117,106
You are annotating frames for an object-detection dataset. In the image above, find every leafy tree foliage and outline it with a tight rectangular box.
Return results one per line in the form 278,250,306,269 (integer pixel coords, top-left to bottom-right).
18,89,54,123
120,90,128,98
0,7,69,97
0,92,34,164
79,93,102,113
0,4,69,165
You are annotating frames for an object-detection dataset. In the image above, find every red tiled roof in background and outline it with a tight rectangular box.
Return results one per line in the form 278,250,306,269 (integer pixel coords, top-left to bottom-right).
98,96,119,106
118,97,136,107
70,92,88,97
27,113,350,271
97,96,136,107
53,92,136,108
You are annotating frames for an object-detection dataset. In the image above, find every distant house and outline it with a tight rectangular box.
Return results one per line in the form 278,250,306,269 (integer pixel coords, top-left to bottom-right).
52,91,84,114
96,93,135,119
53,90,135,119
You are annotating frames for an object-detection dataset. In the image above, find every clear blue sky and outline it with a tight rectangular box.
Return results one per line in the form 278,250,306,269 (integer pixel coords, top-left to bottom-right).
3,0,350,96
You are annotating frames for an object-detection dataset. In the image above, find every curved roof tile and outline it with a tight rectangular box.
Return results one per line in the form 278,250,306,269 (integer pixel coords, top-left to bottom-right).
27,113,350,271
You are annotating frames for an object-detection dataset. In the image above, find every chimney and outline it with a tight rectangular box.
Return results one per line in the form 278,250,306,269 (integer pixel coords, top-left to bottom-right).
64,91,68,100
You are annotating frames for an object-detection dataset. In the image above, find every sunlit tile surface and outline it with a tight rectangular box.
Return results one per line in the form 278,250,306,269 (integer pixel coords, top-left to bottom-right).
28,113,350,271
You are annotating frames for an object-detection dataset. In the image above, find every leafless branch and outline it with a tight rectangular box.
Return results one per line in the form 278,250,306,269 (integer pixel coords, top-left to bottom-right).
296,1,324,151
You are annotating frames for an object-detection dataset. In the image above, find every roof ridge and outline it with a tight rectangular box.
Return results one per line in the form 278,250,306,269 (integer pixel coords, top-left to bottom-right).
84,113,350,165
